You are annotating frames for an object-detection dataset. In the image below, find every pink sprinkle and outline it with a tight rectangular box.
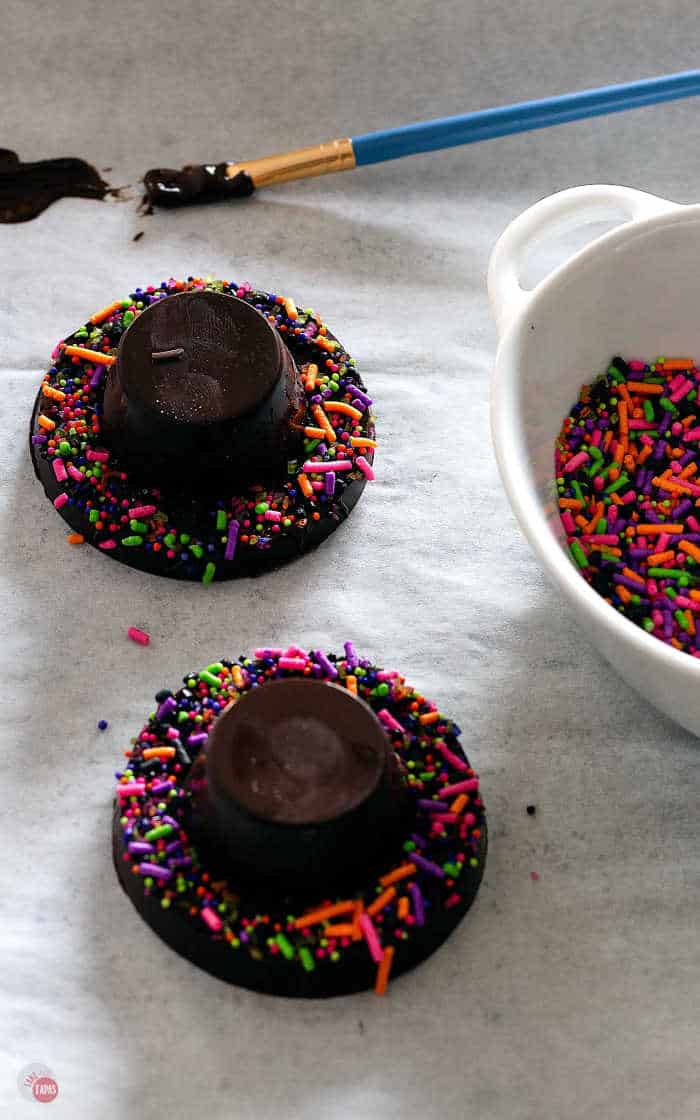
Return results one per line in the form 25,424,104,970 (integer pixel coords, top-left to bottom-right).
356,455,375,480
464,812,477,827
201,908,223,932
530,871,540,881
99,539,117,550
116,782,146,797
377,708,404,733
254,648,284,658
433,741,469,773
445,893,462,909
561,511,576,534
580,534,619,546
67,464,83,482
302,460,353,473
284,645,307,658
128,626,150,646
86,449,110,462
628,359,646,371
53,493,68,509
279,656,306,670
359,913,383,964
264,510,282,522
563,451,589,474
311,480,324,491
376,670,399,681
52,458,67,482
165,726,180,741
128,504,157,518
440,777,480,798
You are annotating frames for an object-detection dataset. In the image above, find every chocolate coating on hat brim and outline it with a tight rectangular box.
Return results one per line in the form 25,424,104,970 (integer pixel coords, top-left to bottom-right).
113,805,487,998
143,162,255,209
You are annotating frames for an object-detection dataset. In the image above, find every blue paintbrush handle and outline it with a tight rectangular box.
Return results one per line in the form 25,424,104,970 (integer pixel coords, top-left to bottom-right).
351,69,700,166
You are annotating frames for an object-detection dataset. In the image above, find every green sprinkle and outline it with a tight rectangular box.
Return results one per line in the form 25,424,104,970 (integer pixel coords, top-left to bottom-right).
177,710,189,724
570,540,588,568
648,568,684,579
642,618,655,632
180,533,191,544
121,535,143,547
571,481,586,504
304,438,320,453
163,533,177,548
89,509,100,523
418,771,435,782
130,519,148,533
206,662,224,673
675,610,691,631
202,561,216,585
659,397,678,413
605,473,629,495
254,502,269,515
443,862,460,877
276,934,295,960
198,670,220,687
643,400,655,422
596,518,608,534
216,510,227,531
145,824,173,841
190,544,204,559
299,947,315,972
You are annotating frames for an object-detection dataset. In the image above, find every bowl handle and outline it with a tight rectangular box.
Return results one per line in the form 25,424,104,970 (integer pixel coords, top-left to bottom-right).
488,184,680,337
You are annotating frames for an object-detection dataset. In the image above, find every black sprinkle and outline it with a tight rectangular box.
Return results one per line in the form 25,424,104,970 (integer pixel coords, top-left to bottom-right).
526,804,536,816
133,230,144,242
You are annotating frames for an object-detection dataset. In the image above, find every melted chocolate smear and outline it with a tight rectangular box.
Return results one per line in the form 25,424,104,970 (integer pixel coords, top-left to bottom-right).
132,230,144,242
0,148,114,223
142,161,255,209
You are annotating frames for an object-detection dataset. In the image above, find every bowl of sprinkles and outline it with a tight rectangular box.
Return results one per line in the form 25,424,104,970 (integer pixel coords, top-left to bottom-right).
112,644,487,998
30,278,376,582
489,183,700,736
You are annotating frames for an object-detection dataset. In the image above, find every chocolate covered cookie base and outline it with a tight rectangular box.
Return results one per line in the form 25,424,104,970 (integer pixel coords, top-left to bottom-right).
30,279,375,581
112,647,487,998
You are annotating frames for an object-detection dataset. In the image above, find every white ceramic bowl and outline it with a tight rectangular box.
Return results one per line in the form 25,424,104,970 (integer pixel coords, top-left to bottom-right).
488,183,700,737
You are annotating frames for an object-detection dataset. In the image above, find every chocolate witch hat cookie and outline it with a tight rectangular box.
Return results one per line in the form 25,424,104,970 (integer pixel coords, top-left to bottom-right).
112,644,487,998
30,278,376,581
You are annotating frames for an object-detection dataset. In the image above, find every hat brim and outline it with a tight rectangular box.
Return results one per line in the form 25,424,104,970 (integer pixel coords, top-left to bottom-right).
30,280,375,582
112,648,487,998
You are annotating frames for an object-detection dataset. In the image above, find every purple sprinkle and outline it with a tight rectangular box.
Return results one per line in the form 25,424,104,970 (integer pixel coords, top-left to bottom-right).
613,574,648,592
412,852,446,879
187,731,208,747
128,842,154,855
138,863,172,881
348,385,372,407
162,815,179,829
417,799,451,813
410,832,428,849
89,367,105,389
224,518,240,562
31,434,47,445
314,649,338,680
165,840,182,854
151,780,171,795
343,641,359,668
157,696,177,720
325,471,335,497
408,883,425,926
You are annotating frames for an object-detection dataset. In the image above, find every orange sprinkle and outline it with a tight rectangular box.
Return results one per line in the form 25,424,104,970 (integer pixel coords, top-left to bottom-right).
680,462,698,480
374,946,395,996
450,794,468,814
292,900,356,929
617,585,633,605
559,498,582,511
367,886,396,917
622,566,645,586
90,300,125,324
350,437,378,448
680,540,700,564
653,477,692,496
352,900,363,940
660,358,693,370
63,345,115,366
66,533,84,545
42,384,66,401
617,383,632,406
397,896,410,920
637,444,653,465
690,590,700,602
618,401,629,436
283,297,298,320
583,501,604,533
419,711,440,725
297,473,313,499
324,401,363,421
613,439,627,465
311,404,336,443
671,638,683,650
379,862,416,888
625,381,664,394
323,923,355,938
304,362,318,390
590,545,621,557
303,426,326,439
574,515,589,529
686,611,696,637
141,747,176,760
647,551,675,566
635,524,684,535
345,675,358,695
603,430,613,453
231,665,244,688
37,414,56,431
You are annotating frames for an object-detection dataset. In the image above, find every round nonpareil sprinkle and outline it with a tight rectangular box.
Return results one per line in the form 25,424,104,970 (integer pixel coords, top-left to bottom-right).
556,354,700,656
112,646,486,996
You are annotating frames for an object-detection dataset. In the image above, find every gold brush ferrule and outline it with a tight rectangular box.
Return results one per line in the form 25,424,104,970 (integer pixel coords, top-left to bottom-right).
226,137,356,189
